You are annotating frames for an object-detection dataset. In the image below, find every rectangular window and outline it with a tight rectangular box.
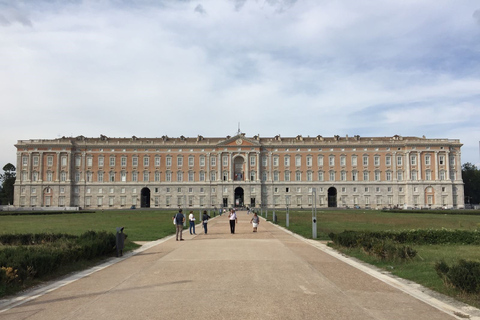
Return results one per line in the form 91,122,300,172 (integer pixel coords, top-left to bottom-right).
329,171,335,181
250,156,256,166
397,171,403,181
75,156,81,167
351,156,357,166
340,171,346,181
374,156,380,166
177,157,183,167
223,156,228,166
273,156,279,167
211,156,216,166
32,156,38,166
374,171,380,181
295,156,301,167
110,156,115,167
188,156,194,166
22,156,28,166
274,171,279,181
155,156,160,166
284,156,290,166
121,156,127,167
317,156,324,166
386,171,392,181
166,156,172,166
340,156,346,166
363,156,368,166
318,171,324,181
284,171,290,181
132,157,138,166
363,171,369,181
98,157,104,167
410,155,416,165
329,156,335,166
307,171,312,181
87,156,93,167
200,156,205,166
144,157,149,166
425,155,431,165
385,156,391,166
306,156,312,166
296,171,302,181
397,156,402,166
262,156,267,167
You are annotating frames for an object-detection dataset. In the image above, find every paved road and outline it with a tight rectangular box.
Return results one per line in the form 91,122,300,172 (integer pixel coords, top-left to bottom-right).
1,211,478,319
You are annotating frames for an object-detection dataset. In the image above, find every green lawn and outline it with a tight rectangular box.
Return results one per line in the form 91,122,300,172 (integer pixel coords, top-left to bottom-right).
0,209,179,241
266,208,480,239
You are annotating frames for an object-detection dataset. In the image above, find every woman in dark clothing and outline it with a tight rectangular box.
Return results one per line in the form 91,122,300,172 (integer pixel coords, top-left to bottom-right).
202,210,211,234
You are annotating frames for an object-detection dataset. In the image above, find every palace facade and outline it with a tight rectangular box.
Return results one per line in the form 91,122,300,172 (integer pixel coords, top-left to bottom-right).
13,133,464,210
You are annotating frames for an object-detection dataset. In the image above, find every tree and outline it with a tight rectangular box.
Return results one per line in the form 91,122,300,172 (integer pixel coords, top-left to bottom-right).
0,163,16,205
462,163,480,205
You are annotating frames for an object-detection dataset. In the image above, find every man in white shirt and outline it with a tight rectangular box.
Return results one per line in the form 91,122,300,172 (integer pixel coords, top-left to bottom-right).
188,211,196,235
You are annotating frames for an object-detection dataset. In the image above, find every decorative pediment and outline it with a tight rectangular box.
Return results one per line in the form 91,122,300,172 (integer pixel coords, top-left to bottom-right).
217,134,261,147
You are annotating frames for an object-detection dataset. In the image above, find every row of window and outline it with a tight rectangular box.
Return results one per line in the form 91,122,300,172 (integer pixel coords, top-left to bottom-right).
20,193,453,208
22,153,456,169
23,167,456,183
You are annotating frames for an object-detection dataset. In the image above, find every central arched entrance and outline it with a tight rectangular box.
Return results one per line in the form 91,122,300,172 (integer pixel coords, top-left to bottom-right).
234,187,244,207
328,187,337,207
141,187,151,208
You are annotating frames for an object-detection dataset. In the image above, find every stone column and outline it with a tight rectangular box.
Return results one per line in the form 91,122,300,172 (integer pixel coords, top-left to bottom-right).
417,151,422,181
434,151,439,180
245,152,249,182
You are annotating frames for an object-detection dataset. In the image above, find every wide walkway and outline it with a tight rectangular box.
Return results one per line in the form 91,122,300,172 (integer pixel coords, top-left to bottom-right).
1,211,479,320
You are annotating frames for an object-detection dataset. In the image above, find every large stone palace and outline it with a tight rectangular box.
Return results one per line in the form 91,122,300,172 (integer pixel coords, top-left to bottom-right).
13,133,464,210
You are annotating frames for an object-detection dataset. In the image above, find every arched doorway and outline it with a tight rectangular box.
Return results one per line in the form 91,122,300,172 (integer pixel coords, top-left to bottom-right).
141,188,151,208
328,187,337,207
234,187,244,207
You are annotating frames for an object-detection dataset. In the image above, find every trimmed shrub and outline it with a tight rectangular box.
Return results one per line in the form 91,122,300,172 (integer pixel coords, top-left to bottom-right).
435,259,480,293
0,231,116,296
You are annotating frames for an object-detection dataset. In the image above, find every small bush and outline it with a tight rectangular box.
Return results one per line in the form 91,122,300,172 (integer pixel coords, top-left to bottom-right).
435,259,480,293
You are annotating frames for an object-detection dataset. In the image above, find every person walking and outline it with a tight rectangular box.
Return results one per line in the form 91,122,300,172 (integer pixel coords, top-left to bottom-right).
228,209,238,234
202,210,211,234
173,209,185,241
188,211,196,235
250,212,259,232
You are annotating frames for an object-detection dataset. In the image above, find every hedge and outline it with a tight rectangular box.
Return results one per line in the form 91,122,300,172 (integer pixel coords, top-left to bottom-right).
435,259,480,293
0,231,116,296
329,229,480,246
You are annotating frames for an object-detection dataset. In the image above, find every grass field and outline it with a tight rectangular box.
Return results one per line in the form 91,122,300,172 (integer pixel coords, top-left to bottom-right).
2,208,480,307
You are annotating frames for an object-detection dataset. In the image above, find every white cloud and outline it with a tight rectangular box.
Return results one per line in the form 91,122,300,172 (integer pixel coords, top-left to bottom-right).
1,0,480,172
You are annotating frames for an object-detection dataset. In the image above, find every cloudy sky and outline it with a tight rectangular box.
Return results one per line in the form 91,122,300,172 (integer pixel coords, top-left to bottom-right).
1,0,480,173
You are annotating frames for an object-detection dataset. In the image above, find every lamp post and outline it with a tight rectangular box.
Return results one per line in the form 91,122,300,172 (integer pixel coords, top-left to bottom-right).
183,195,187,227
286,197,289,228
312,189,317,239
